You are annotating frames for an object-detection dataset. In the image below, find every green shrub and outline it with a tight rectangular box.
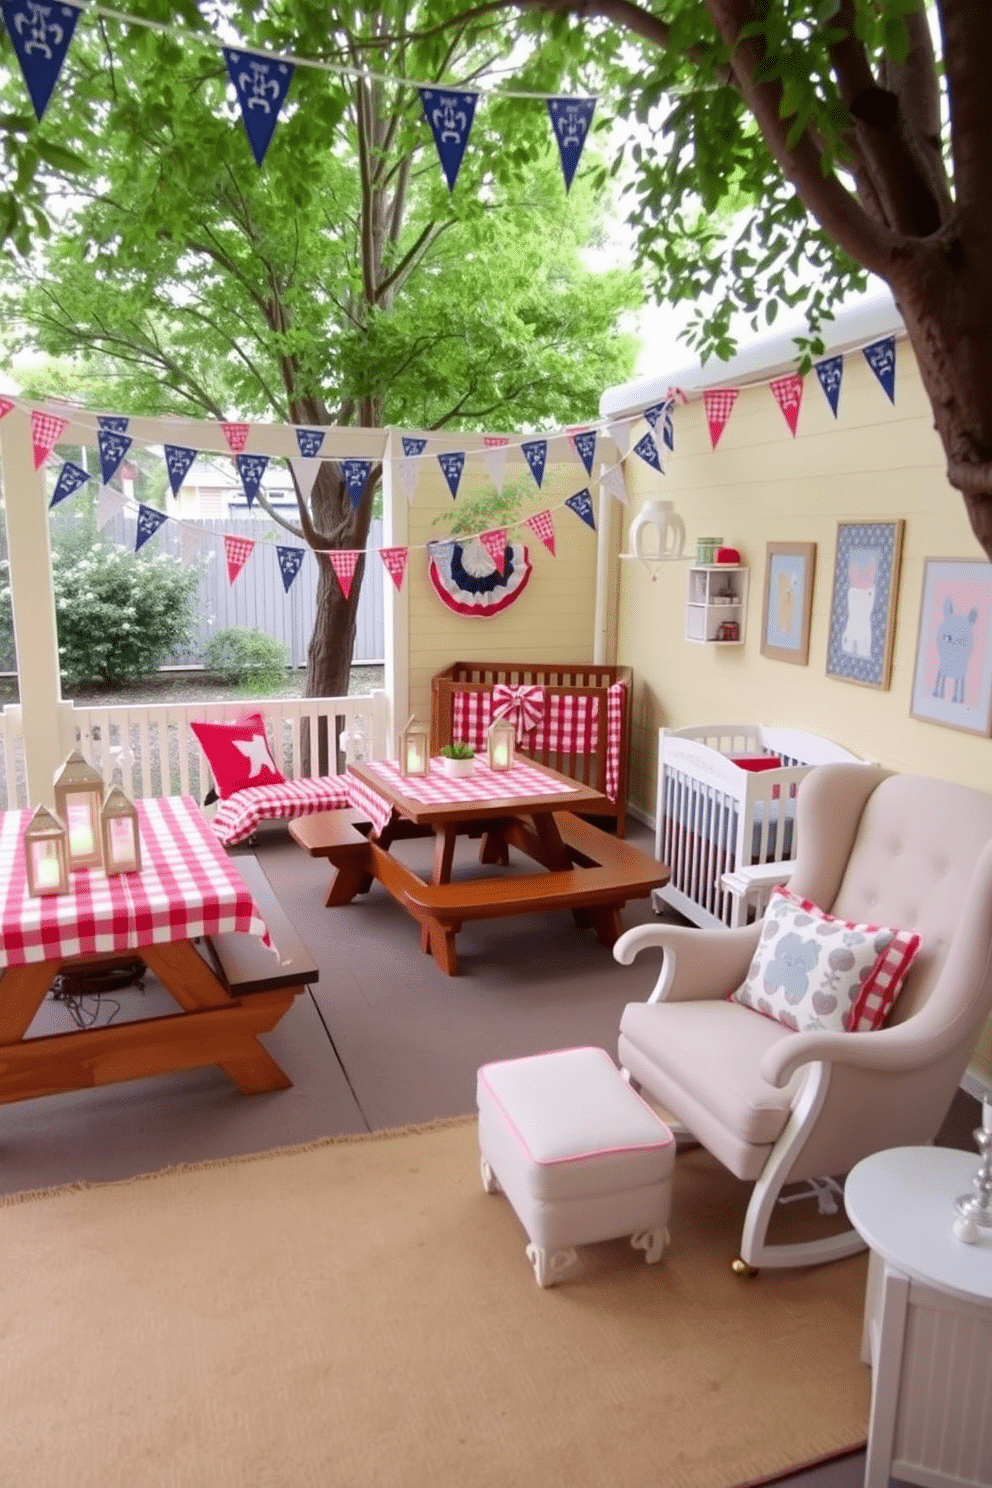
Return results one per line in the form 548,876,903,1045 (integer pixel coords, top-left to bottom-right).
204,627,288,694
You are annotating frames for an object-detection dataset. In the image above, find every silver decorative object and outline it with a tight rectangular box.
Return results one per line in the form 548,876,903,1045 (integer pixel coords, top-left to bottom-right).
952,1098,992,1242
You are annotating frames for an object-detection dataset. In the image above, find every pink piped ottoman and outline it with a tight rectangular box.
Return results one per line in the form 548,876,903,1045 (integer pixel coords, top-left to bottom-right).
476,1046,676,1287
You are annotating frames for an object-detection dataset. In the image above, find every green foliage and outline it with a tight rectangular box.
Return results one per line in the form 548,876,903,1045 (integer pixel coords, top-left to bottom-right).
434,481,534,541
203,627,289,694
440,741,475,758
0,533,198,686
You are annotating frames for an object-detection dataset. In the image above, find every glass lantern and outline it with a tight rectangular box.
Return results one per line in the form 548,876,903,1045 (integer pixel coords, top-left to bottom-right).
398,719,429,777
487,717,516,771
342,713,368,767
53,750,104,871
100,786,142,875
24,805,70,897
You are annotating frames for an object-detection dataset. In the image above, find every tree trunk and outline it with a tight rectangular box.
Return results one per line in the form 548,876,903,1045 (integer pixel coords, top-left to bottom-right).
305,552,365,697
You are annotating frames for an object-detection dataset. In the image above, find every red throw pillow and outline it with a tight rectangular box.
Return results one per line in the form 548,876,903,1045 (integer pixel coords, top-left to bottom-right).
730,754,783,773
190,712,285,799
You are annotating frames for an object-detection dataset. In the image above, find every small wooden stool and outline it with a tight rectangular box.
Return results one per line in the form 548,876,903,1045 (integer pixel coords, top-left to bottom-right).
288,808,373,906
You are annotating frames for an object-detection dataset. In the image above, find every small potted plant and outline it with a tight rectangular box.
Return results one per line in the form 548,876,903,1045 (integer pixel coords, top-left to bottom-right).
439,741,475,777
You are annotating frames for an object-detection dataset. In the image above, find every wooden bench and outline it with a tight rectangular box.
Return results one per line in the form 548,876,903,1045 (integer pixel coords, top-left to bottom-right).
287,807,374,906
206,854,319,995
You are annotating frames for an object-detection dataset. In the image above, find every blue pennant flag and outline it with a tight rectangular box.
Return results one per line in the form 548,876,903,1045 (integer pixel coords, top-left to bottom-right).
135,505,168,552
97,414,128,434
546,97,597,192
565,488,596,531
437,451,465,500
49,460,90,509
402,435,427,458
572,429,597,476
814,355,844,417
521,439,547,488
341,458,372,510
0,0,81,121
633,430,663,473
223,47,295,167
237,453,269,508
276,545,306,594
662,402,675,452
418,87,478,191
98,427,131,485
862,337,896,404
163,443,198,496
295,427,324,459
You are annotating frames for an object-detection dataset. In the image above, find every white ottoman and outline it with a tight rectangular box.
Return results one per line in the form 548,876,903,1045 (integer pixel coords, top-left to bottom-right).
477,1046,676,1287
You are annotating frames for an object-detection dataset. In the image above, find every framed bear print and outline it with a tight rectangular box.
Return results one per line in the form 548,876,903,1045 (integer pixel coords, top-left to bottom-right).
761,542,816,664
910,558,992,735
825,520,904,689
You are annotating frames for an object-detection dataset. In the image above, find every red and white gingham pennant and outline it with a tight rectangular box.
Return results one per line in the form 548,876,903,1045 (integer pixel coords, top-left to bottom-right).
224,533,255,584
479,529,507,574
327,548,360,599
524,509,556,555
30,410,69,470
702,388,739,450
769,374,804,436
378,545,408,591
0,396,15,421
220,421,250,454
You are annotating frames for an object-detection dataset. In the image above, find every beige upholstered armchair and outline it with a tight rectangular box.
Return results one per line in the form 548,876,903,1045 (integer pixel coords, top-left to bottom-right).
613,764,992,1271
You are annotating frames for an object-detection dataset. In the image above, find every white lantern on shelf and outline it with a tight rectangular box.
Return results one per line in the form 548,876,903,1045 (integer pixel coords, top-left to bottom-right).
24,805,70,897
53,750,104,871
487,717,515,771
100,786,142,875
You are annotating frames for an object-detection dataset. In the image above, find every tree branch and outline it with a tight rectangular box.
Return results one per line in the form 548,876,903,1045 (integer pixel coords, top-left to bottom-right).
940,0,992,210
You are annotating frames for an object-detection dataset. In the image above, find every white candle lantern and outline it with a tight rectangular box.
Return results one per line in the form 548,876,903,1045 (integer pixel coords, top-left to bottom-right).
24,805,70,897
487,717,516,771
398,719,429,777
53,750,105,871
100,786,142,875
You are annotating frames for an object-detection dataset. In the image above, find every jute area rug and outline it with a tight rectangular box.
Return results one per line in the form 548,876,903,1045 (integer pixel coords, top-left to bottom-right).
0,1117,869,1488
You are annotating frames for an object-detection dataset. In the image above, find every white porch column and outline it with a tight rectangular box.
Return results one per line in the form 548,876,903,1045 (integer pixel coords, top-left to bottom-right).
381,427,407,755
0,405,64,805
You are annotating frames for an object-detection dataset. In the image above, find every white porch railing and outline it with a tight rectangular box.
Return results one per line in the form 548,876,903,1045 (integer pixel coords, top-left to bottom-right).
0,691,390,810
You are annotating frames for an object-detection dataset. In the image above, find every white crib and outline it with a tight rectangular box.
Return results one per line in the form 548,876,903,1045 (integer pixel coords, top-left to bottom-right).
653,724,864,929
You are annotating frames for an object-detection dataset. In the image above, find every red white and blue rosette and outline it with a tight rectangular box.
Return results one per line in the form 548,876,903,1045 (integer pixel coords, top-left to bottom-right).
427,539,531,617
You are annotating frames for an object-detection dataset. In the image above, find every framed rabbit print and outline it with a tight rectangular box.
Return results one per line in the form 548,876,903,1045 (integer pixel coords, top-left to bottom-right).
825,520,904,689
910,559,992,734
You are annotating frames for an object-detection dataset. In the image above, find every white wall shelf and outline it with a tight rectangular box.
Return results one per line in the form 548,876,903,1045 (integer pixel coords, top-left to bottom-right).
685,565,748,644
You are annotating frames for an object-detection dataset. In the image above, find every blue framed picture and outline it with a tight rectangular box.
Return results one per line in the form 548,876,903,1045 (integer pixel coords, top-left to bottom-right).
825,520,904,689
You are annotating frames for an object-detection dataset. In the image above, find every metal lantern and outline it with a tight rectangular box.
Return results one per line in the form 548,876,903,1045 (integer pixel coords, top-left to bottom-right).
24,805,70,897
53,750,105,871
342,713,369,767
100,786,142,876
398,719,429,777
487,717,516,771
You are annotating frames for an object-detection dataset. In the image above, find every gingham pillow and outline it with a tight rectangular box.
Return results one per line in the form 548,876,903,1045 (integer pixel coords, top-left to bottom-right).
730,886,921,1034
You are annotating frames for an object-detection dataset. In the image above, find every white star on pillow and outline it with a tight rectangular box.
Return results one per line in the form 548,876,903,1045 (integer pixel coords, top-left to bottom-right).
233,733,278,779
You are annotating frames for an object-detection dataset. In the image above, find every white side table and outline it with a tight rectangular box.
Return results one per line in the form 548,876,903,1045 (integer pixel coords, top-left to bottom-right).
845,1147,992,1488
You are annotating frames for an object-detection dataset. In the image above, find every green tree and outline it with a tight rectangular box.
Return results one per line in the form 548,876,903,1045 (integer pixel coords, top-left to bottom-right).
0,1,641,695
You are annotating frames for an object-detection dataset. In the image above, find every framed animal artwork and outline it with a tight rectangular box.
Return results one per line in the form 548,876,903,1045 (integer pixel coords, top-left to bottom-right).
910,558,992,735
825,520,904,689
760,542,816,664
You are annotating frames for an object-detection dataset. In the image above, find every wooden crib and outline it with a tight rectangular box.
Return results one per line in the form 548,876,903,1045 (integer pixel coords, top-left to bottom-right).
430,661,633,834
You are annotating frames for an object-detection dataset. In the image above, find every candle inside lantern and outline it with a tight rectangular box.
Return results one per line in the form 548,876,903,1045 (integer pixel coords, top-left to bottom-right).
33,853,61,889
107,816,138,872
69,823,94,856
492,736,511,768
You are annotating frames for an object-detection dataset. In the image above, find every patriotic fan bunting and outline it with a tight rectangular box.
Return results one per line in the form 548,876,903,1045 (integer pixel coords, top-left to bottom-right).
438,451,465,500
30,410,68,469
50,461,90,508
428,541,532,617
97,427,132,486
135,504,168,551
327,549,360,600
237,453,269,507
546,97,596,191
1,0,81,121
483,435,509,492
419,87,478,191
479,529,507,574
295,428,324,459
223,48,295,167
341,458,372,510
703,388,739,449
221,422,250,454
164,443,198,495
224,534,255,584
570,428,597,476
521,439,547,488
379,546,409,591
769,374,804,436
633,430,663,473
524,510,556,556
815,355,843,417
565,488,596,530
863,336,896,403
276,545,306,593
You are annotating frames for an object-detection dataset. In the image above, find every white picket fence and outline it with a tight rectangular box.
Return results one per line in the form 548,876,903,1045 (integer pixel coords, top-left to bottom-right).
0,691,390,811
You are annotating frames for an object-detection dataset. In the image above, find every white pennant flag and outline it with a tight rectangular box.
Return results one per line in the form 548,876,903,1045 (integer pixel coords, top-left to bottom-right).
483,437,509,492
290,456,322,503
97,483,127,530
606,419,632,459
599,464,628,506
179,523,209,564
397,457,420,503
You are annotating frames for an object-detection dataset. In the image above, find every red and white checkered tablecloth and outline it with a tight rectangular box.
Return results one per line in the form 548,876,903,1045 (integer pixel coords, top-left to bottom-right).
0,795,273,968
345,759,577,835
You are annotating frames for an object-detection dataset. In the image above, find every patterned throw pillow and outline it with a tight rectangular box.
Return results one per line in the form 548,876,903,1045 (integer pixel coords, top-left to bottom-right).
730,886,921,1033
190,712,286,799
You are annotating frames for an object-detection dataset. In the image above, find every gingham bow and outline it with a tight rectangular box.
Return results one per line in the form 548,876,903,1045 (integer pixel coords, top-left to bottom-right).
491,684,544,744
